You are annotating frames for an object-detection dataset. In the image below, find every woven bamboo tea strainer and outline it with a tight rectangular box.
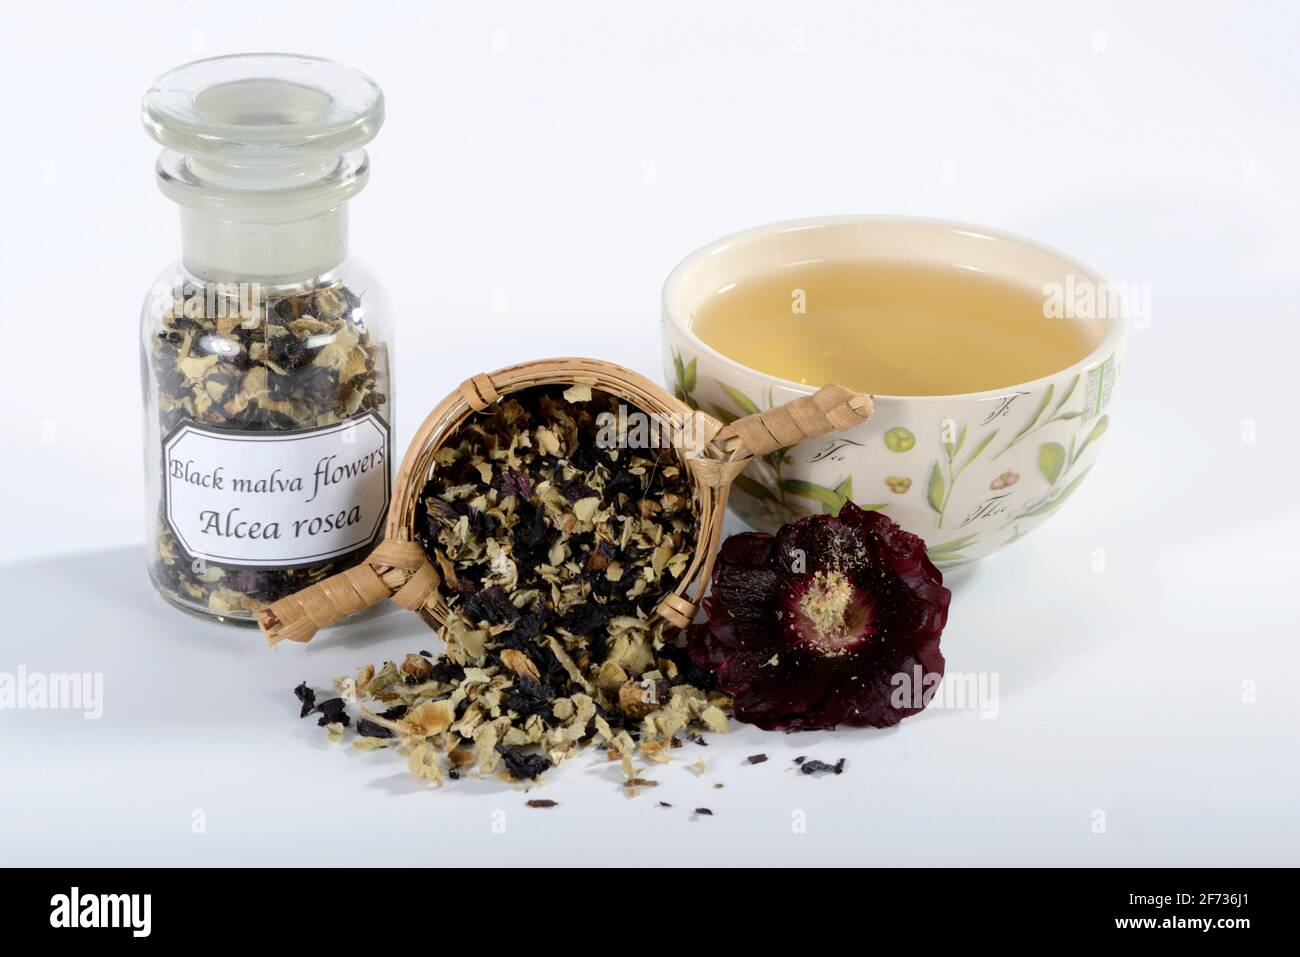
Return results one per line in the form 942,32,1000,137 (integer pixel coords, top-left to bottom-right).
258,357,873,645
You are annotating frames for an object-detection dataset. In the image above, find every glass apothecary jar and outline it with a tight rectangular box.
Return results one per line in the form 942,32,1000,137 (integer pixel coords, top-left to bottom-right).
140,54,394,625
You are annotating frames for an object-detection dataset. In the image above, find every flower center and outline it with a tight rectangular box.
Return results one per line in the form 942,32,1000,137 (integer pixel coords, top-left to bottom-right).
795,569,872,656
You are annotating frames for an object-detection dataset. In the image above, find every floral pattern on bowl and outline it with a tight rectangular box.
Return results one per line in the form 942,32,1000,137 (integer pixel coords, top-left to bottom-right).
664,343,1121,568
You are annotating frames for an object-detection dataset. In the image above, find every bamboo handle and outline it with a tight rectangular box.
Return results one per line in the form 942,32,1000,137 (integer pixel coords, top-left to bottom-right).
258,540,438,645
716,383,873,456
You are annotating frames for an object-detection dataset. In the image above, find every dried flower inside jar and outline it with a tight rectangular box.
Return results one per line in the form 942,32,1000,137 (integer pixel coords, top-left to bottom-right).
147,277,391,619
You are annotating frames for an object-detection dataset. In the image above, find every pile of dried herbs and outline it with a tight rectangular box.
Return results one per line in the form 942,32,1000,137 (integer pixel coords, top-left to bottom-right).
295,385,731,785
149,279,388,618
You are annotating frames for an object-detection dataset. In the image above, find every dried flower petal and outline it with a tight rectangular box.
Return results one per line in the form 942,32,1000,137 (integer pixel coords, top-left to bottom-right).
293,681,316,718
402,700,455,736
313,697,349,728
495,745,552,781
356,718,395,739
686,502,949,731
408,744,444,785
800,758,846,775
401,653,433,681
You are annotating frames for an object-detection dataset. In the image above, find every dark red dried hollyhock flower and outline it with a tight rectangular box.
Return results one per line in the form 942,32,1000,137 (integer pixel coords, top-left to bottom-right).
686,502,949,732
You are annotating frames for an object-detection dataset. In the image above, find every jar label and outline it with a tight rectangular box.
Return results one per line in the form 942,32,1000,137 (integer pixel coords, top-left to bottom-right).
162,412,391,567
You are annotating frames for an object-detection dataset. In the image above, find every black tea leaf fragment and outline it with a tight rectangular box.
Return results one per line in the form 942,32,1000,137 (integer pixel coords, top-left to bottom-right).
294,682,316,719
495,746,552,781
313,697,349,728
800,758,846,776
356,719,395,739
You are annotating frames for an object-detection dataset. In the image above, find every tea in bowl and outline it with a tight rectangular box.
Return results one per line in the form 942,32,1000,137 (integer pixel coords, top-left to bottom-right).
660,216,1127,566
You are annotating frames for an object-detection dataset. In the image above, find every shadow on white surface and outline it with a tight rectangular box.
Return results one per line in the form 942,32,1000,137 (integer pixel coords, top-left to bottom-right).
0,544,435,649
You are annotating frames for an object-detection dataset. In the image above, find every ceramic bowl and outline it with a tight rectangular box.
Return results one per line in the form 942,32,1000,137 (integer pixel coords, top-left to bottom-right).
660,216,1126,566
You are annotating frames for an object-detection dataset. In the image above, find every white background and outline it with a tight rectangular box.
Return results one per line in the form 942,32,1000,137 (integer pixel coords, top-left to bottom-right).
1,1,1297,866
